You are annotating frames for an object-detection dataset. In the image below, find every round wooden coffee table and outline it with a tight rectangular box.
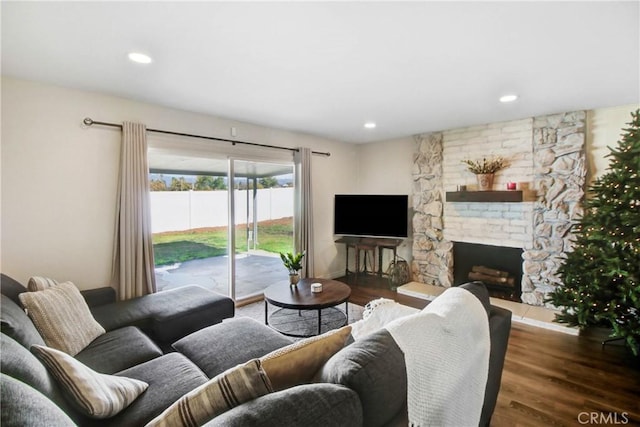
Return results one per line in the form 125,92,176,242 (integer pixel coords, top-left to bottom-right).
263,278,351,337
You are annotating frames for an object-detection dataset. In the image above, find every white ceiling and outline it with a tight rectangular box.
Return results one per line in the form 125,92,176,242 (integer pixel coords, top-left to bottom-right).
2,1,639,143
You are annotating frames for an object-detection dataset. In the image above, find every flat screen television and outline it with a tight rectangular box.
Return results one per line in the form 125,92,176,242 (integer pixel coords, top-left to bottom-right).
334,194,408,238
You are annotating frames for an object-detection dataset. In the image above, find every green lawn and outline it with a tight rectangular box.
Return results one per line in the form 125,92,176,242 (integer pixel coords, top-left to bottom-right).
153,218,294,266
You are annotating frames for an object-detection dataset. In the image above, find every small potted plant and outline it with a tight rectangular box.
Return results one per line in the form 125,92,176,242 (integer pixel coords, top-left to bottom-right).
461,156,507,191
279,251,305,286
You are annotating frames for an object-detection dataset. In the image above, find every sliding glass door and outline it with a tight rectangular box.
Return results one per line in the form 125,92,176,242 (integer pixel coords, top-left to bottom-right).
229,159,294,300
149,170,231,297
148,148,294,302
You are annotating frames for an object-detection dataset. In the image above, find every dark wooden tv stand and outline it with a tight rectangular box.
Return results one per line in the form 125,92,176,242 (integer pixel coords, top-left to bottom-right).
335,236,403,282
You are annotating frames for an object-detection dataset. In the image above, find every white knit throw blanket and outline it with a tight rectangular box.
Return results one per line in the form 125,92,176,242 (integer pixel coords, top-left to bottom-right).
351,298,419,340
385,288,490,427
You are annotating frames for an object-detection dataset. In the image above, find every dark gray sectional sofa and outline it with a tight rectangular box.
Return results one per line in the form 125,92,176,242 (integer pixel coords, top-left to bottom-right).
0,273,235,426
1,273,512,427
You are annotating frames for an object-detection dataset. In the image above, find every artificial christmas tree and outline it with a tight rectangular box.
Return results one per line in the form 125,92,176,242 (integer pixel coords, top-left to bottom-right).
546,109,640,355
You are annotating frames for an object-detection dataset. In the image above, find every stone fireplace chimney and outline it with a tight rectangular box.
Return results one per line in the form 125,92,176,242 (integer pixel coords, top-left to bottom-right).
412,111,586,306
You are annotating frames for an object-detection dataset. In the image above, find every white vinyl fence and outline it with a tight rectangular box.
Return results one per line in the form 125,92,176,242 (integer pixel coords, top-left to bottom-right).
150,188,294,233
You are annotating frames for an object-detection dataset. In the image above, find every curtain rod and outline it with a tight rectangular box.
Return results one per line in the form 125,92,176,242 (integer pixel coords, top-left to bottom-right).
82,118,331,157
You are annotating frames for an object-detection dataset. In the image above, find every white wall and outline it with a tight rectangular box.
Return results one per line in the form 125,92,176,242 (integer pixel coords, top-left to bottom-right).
2,78,121,290
586,104,639,184
353,137,415,268
1,77,357,288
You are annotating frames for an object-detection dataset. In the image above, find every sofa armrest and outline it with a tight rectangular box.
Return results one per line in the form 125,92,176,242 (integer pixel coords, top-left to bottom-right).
481,305,512,427
81,287,116,307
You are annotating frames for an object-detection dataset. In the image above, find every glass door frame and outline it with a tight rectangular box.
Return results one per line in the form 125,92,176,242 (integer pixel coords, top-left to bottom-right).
227,156,295,303
228,158,237,300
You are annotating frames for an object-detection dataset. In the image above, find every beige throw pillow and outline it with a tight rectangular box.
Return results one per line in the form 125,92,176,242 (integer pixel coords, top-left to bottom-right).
145,359,272,427
260,325,352,391
19,281,105,355
32,345,148,419
27,276,59,292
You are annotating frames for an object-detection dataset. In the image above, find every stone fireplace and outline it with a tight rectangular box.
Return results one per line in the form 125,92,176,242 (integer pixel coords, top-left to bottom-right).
412,111,586,306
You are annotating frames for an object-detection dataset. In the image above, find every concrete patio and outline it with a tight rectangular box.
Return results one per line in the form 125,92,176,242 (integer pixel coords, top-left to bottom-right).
155,250,289,299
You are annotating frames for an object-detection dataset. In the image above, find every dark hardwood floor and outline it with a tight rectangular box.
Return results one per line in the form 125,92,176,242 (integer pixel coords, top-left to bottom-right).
341,274,640,427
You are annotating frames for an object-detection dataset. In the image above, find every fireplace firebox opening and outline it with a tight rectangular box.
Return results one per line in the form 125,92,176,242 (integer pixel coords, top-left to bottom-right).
452,242,523,302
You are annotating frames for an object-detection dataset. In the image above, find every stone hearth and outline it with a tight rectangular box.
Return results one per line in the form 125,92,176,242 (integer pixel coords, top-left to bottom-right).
397,281,578,335
412,111,586,306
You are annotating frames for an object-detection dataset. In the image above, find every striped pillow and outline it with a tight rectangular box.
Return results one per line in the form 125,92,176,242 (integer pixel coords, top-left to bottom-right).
19,281,105,356
32,345,148,418
27,276,59,292
260,325,352,391
146,359,272,427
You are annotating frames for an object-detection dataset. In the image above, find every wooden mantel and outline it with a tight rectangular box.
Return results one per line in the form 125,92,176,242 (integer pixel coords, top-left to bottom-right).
445,190,523,203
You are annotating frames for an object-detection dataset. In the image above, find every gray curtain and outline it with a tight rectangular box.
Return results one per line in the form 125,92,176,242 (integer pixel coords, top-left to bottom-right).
294,147,314,278
112,121,156,300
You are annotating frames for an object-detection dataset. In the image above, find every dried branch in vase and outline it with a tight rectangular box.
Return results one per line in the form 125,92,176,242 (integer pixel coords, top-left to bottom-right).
461,156,507,174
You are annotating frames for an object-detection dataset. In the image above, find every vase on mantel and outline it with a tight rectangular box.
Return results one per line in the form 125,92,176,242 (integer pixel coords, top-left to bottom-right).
476,173,495,191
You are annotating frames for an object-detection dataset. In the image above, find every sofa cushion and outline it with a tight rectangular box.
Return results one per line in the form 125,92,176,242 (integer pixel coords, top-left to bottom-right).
81,286,117,308
1,273,28,305
318,328,407,427
32,345,149,419
260,325,352,391
90,295,155,333
205,383,363,427
152,286,235,343
19,281,106,356
91,286,234,345
0,333,70,412
76,326,163,374
98,353,209,427
27,276,59,292
0,374,76,427
482,305,512,427
0,294,45,348
173,317,293,378
146,359,272,427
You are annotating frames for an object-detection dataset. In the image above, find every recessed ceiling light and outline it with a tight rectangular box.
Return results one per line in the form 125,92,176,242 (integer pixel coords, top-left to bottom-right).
128,52,152,64
364,122,377,129
499,94,518,103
